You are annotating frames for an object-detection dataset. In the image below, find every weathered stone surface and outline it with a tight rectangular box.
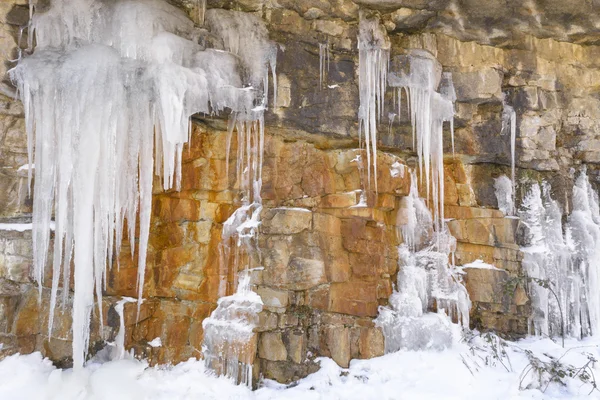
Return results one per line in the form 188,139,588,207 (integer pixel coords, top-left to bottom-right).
284,329,306,364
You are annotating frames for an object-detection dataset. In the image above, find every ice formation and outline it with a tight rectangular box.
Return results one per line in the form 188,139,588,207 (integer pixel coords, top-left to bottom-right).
202,273,262,387
494,175,515,216
358,13,390,192
501,100,517,214
319,41,330,89
88,296,136,364
13,0,276,370
388,50,456,233
519,170,600,339
376,171,470,353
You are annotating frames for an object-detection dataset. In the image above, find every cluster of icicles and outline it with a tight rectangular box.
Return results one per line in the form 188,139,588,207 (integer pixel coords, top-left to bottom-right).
517,169,600,339
358,14,455,233
11,0,276,370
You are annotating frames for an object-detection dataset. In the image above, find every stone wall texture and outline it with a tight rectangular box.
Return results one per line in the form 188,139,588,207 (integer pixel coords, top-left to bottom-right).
1,0,600,384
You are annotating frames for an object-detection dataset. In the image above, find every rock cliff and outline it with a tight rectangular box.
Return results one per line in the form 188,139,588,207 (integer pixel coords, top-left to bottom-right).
1,0,600,384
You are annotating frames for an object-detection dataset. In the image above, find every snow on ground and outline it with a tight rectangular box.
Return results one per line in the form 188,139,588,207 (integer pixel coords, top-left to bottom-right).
1,335,600,400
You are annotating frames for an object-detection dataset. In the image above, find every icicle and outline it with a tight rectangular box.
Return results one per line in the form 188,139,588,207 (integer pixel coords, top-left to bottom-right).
197,0,206,25
113,297,137,361
205,9,278,107
388,112,396,135
510,110,516,204
439,72,456,157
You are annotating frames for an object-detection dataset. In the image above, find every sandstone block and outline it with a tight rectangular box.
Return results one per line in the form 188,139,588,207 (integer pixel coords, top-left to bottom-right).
463,267,509,304
329,281,378,317
259,331,287,362
306,285,330,311
320,192,358,208
256,311,278,332
313,19,345,37
325,326,350,368
453,68,502,103
359,327,384,359
284,329,306,364
312,213,341,235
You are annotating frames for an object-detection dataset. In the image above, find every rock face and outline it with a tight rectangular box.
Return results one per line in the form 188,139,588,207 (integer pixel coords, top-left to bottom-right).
1,0,600,384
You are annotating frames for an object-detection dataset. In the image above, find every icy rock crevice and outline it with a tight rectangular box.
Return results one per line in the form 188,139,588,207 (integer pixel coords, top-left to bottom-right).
12,0,276,370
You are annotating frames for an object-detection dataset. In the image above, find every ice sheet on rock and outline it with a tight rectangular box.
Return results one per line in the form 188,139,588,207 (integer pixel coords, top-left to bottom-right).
14,0,277,371
566,169,600,336
390,161,405,178
30,0,196,56
461,259,503,271
494,175,514,216
377,171,470,352
358,13,389,193
0,221,55,232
